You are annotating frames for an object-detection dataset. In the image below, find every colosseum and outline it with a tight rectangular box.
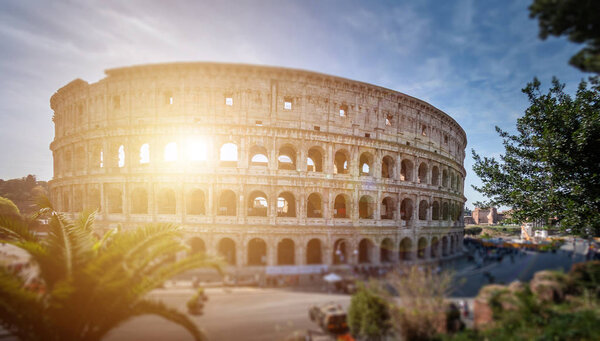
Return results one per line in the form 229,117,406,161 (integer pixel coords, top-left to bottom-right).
49,62,467,275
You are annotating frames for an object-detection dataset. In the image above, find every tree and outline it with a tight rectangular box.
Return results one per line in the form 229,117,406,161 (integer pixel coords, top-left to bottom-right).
347,282,391,340
529,0,600,73
472,77,600,236
0,196,20,216
0,203,222,341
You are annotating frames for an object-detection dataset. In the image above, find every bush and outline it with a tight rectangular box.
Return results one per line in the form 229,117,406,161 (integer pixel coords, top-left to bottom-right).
0,196,19,216
348,282,391,340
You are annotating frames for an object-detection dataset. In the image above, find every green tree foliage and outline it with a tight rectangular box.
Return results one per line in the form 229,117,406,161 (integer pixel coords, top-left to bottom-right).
0,203,222,341
472,77,600,236
347,282,391,340
530,0,600,73
0,175,48,215
0,196,20,216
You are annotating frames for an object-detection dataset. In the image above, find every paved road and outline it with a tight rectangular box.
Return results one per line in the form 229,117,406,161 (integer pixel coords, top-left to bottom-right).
104,287,350,341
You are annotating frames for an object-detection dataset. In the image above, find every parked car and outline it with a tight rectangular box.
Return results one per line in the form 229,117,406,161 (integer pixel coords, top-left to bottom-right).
308,302,349,334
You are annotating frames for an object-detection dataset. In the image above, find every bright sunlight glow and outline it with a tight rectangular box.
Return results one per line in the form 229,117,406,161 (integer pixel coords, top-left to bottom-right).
164,142,178,162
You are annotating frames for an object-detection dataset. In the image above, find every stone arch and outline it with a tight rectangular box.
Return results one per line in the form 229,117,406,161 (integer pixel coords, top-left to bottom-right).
131,187,148,214
358,195,374,219
107,187,122,213
188,237,206,254
218,238,236,265
431,237,439,258
87,188,101,212
247,238,267,266
73,188,83,212
277,238,295,265
358,238,374,264
306,238,323,264
381,196,395,220
277,191,296,217
157,188,176,214
399,237,412,261
418,200,428,221
187,189,206,215
442,202,449,220
139,143,150,164
442,169,449,187
418,162,428,184
220,142,238,166
400,159,413,181
380,238,394,263
333,238,348,264
249,145,269,167
381,155,395,179
278,145,296,170
442,236,449,256
417,237,428,259
451,172,457,190
432,201,440,220
431,166,440,186
359,152,374,176
333,149,350,174
307,147,323,172
334,194,350,218
307,193,322,218
248,190,268,217
218,190,236,216
450,236,455,254
400,198,413,221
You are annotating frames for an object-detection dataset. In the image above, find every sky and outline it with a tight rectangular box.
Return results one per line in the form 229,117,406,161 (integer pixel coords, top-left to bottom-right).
0,0,589,209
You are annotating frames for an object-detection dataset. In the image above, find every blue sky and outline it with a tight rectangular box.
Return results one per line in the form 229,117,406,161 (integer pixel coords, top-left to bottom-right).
0,0,588,209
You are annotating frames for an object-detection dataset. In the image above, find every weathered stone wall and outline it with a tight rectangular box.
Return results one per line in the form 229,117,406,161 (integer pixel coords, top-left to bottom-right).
49,63,467,271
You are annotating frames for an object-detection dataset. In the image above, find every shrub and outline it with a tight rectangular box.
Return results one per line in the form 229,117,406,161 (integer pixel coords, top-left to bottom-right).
348,282,391,340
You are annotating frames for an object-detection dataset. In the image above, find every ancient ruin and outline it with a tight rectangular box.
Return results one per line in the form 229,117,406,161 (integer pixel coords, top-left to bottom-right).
49,63,467,272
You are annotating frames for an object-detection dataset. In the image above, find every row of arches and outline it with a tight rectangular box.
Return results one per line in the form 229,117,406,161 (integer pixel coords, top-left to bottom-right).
56,142,463,191
56,186,463,222
188,235,462,266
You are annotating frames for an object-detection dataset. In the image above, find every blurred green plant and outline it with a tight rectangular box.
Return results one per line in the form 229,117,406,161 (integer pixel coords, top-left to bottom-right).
0,200,222,341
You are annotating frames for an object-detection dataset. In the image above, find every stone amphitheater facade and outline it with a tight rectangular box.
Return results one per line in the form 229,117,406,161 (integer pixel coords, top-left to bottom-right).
49,63,467,273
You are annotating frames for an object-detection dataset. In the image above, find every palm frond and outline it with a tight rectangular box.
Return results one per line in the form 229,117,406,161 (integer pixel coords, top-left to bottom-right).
0,213,38,243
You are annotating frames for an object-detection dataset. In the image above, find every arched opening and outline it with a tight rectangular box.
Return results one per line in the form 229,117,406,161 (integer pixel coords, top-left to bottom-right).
380,238,394,263
188,237,206,255
451,173,457,190
278,145,296,170
306,239,322,264
218,238,236,265
432,201,440,220
358,195,374,219
72,189,83,212
277,239,295,265
307,147,323,172
75,147,85,171
450,236,455,254
248,191,268,217
400,160,413,181
442,202,449,220
431,166,440,186
358,239,373,264
431,237,439,258
359,152,373,176
164,142,177,162
442,169,448,187
249,146,269,167
399,238,412,261
419,200,428,220
307,193,322,218
442,236,449,256
381,155,394,179
400,198,413,221
247,238,267,266
87,188,101,212
118,145,125,168
187,138,208,162
140,143,150,164
334,194,349,218
131,188,148,214
418,163,428,184
220,143,238,167
381,197,395,220
334,150,349,174
218,190,236,216
107,187,122,214
187,189,206,215
277,192,296,217
455,204,463,222
333,239,348,264
417,238,428,259
157,188,176,214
